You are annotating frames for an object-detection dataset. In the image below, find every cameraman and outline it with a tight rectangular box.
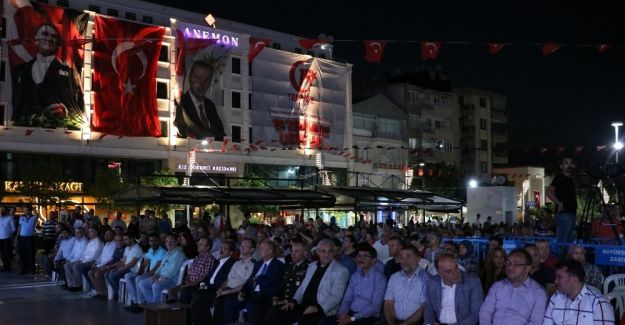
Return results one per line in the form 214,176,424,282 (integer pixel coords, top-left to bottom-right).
547,156,577,243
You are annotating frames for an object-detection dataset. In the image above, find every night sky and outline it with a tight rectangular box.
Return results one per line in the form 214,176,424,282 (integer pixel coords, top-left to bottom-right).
148,0,625,148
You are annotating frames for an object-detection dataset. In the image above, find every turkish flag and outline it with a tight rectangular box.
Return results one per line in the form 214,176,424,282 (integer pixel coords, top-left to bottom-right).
542,43,561,56
597,44,613,53
421,41,442,61
363,40,386,63
248,37,272,63
299,38,326,49
92,16,165,137
487,43,506,55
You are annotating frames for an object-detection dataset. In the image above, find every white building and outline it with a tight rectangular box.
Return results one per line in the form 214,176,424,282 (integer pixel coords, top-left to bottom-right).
0,0,352,221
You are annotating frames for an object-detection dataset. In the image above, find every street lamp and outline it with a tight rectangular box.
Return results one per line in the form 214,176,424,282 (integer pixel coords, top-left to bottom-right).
612,122,623,163
468,179,478,188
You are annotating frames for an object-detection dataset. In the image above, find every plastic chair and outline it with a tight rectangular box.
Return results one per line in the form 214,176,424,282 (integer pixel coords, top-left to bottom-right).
606,289,625,321
604,274,625,295
160,259,193,302
118,278,128,306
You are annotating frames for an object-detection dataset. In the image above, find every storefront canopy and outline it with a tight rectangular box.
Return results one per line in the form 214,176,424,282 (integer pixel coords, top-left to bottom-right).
314,186,463,212
115,185,336,208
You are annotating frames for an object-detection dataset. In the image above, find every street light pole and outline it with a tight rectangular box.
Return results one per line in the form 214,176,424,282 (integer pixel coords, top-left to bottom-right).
612,122,623,163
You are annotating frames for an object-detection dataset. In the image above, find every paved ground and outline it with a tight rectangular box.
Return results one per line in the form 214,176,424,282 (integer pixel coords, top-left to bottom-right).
0,272,143,325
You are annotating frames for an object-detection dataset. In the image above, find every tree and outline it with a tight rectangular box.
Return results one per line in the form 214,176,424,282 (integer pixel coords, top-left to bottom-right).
235,173,279,216
412,162,465,200
140,169,181,213
88,168,126,216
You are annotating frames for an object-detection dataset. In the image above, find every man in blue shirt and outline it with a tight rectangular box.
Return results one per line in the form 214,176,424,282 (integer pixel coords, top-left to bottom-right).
16,206,37,275
320,242,387,325
0,206,16,272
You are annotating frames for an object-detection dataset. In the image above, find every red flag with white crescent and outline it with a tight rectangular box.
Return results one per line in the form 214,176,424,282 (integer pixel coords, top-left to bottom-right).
487,43,506,55
542,43,561,56
248,37,272,63
92,16,165,137
363,40,386,63
420,41,442,61
299,38,326,49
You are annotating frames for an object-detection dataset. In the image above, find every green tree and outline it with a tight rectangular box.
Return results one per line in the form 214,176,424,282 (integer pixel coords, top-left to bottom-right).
139,169,181,213
88,168,126,216
235,173,278,215
412,162,465,200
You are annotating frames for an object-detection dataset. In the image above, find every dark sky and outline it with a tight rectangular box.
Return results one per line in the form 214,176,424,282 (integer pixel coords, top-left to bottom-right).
148,0,625,148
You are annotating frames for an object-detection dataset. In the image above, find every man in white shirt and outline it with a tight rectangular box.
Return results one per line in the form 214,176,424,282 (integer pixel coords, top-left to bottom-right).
373,229,391,262
543,259,614,325
105,233,144,298
87,230,118,298
65,227,103,291
0,206,16,272
59,227,85,289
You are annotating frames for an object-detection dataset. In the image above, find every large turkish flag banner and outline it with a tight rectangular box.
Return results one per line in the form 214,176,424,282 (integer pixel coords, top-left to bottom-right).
92,16,165,137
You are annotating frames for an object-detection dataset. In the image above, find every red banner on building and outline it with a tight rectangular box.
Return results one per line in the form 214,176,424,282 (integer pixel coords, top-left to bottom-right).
91,16,164,137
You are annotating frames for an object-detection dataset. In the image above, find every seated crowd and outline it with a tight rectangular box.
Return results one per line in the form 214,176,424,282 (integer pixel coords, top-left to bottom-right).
0,206,621,325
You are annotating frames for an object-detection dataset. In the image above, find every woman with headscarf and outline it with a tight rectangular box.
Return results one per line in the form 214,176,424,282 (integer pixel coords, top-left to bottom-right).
458,240,479,275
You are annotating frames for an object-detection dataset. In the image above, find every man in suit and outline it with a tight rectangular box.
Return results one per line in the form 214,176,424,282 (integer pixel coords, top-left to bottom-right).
424,253,484,325
190,240,236,325
11,23,84,128
266,238,350,325
239,240,285,323
174,60,225,139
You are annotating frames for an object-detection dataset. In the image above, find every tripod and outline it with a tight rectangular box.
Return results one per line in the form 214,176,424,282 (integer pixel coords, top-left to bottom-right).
578,180,623,245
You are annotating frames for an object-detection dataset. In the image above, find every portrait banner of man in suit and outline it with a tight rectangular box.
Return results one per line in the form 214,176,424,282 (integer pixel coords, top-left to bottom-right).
7,0,88,129
174,31,230,140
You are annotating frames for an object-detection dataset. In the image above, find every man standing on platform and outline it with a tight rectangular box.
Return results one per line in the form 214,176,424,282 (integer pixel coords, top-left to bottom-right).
547,156,577,243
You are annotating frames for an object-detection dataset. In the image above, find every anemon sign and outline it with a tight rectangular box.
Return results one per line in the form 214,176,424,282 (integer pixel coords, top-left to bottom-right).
4,181,84,193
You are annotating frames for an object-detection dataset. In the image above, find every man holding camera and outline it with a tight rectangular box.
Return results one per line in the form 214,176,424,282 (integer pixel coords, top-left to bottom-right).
547,156,577,243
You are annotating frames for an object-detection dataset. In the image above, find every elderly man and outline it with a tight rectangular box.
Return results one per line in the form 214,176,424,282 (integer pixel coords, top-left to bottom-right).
64,227,103,291
267,238,350,325
320,242,387,325
479,249,547,325
543,259,614,325
382,245,430,325
87,229,120,299
424,253,483,325
238,240,285,323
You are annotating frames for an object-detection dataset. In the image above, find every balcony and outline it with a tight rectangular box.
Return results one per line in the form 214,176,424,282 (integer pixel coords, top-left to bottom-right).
491,109,507,122
372,130,402,140
373,160,404,169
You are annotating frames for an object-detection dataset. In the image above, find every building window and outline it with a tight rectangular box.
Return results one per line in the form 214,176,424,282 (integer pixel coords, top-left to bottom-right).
480,118,487,130
479,97,487,107
248,63,253,76
480,140,488,151
248,94,252,110
352,112,376,131
232,125,241,143
294,48,302,54
458,95,464,106
231,91,241,108
56,0,68,7
0,61,5,82
272,43,281,50
231,57,241,74
0,104,5,125
480,161,488,173
142,16,154,24
156,82,168,99
221,89,224,106
409,138,418,150
249,127,253,143
434,120,445,129
408,114,420,128
88,5,100,13
159,120,167,138
107,8,119,17
158,45,169,62
125,12,136,20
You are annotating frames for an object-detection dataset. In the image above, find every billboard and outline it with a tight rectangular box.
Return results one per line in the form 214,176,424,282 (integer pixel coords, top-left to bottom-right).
5,0,88,129
251,48,348,150
173,22,243,140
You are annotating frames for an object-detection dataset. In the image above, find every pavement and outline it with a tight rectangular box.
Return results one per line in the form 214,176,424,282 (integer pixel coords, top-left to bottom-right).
0,271,143,325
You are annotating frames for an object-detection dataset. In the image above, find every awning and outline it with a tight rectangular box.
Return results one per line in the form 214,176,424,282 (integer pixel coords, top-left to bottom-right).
314,185,463,212
115,185,336,208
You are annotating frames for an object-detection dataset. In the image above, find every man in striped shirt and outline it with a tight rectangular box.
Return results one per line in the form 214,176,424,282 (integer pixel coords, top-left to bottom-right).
543,259,614,325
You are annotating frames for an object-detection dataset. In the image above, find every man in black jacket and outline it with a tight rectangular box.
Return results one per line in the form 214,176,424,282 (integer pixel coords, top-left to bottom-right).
174,60,225,139
191,240,236,325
